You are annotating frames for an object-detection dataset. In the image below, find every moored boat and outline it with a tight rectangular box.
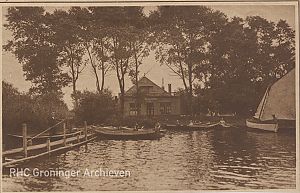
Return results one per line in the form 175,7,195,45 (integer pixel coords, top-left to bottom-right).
93,126,163,140
164,122,220,130
185,122,220,130
246,118,278,132
164,124,184,130
246,68,295,132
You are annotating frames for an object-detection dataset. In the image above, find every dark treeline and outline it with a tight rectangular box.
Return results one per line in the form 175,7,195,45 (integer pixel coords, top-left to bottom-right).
3,6,295,131
2,81,69,134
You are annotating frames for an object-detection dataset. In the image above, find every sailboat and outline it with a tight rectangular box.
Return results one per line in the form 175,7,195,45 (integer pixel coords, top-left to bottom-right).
246,68,296,132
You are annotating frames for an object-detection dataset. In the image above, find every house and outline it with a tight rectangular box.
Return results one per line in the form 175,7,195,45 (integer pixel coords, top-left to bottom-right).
123,77,181,116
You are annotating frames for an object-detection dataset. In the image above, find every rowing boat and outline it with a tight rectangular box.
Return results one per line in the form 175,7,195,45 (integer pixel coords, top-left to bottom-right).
185,122,220,130
93,126,163,140
164,122,220,130
164,124,185,130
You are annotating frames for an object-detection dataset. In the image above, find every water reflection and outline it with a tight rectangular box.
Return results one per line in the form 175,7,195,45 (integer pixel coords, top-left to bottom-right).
2,128,296,191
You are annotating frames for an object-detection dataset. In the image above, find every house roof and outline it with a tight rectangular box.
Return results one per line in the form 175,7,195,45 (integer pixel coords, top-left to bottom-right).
125,76,171,97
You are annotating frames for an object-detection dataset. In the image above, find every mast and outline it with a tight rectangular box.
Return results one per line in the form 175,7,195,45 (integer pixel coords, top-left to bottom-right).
258,86,271,120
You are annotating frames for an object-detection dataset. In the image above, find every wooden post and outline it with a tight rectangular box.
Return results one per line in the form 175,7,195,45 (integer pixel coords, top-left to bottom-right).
84,121,88,151
77,133,80,143
28,140,32,146
63,122,66,146
84,121,88,141
22,123,28,158
47,138,51,156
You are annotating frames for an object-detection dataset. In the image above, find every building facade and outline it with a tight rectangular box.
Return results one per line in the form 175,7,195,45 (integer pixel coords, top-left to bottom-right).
123,77,181,117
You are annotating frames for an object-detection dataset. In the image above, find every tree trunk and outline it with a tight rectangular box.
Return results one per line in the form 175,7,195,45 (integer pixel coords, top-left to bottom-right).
188,63,193,115
116,60,125,117
86,44,101,93
92,64,101,93
70,57,78,109
134,47,140,117
100,42,106,92
99,59,106,91
72,79,78,109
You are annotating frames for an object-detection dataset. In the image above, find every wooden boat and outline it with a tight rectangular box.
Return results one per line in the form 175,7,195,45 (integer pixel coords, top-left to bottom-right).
246,68,295,132
217,119,235,128
93,126,163,140
246,118,278,132
164,122,220,130
185,122,220,130
164,124,185,130
218,123,233,128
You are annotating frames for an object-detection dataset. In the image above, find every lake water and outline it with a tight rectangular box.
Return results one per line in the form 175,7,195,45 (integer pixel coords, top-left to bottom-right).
2,128,296,191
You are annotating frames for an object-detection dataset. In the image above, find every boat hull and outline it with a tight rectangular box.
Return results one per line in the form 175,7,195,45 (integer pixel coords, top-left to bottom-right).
164,123,220,131
164,124,184,130
185,123,220,130
94,127,162,140
246,118,279,132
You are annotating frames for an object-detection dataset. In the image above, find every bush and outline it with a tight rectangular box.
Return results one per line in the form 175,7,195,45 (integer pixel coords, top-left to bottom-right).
74,90,116,125
2,81,69,135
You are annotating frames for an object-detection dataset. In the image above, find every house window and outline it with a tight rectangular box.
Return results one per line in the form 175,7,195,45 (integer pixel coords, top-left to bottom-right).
129,103,140,116
160,102,171,115
146,103,154,116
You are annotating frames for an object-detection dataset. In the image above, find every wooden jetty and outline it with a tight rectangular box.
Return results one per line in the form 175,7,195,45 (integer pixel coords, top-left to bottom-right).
2,121,97,167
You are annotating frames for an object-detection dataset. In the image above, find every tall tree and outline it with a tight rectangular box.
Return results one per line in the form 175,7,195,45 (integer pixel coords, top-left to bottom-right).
82,7,111,93
150,6,227,115
127,7,151,117
91,7,146,116
273,19,295,74
49,8,86,108
196,16,295,114
4,7,70,97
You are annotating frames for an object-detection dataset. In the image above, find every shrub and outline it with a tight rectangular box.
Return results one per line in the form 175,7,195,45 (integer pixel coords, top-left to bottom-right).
2,81,69,135
74,90,116,125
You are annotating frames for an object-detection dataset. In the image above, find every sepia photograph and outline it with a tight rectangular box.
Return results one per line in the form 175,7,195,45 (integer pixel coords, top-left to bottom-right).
1,1,299,192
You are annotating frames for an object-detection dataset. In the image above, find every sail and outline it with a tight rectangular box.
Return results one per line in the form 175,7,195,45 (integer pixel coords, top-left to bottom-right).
257,68,296,121
254,88,269,119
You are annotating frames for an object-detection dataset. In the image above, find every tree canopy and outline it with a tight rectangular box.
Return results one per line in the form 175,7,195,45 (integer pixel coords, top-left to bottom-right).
4,6,295,116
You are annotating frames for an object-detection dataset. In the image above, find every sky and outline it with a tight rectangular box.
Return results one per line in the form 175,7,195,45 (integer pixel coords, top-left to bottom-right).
1,3,296,109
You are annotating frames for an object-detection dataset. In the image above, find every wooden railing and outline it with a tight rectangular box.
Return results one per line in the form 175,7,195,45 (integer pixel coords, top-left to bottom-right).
28,119,66,144
2,121,97,167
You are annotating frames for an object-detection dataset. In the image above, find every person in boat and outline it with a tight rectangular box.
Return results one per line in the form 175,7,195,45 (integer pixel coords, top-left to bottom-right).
220,117,226,125
155,122,161,132
188,120,194,126
194,120,201,124
134,122,139,131
272,114,278,123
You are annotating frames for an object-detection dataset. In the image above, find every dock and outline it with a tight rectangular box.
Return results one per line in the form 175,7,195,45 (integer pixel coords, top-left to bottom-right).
2,121,97,167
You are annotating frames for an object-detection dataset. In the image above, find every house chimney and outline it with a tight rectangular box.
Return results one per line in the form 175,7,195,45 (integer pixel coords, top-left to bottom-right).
168,84,171,94
162,78,165,90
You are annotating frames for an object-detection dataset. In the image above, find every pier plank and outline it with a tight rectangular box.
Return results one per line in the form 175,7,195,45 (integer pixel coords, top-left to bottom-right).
3,133,95,157
2,135,97,167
